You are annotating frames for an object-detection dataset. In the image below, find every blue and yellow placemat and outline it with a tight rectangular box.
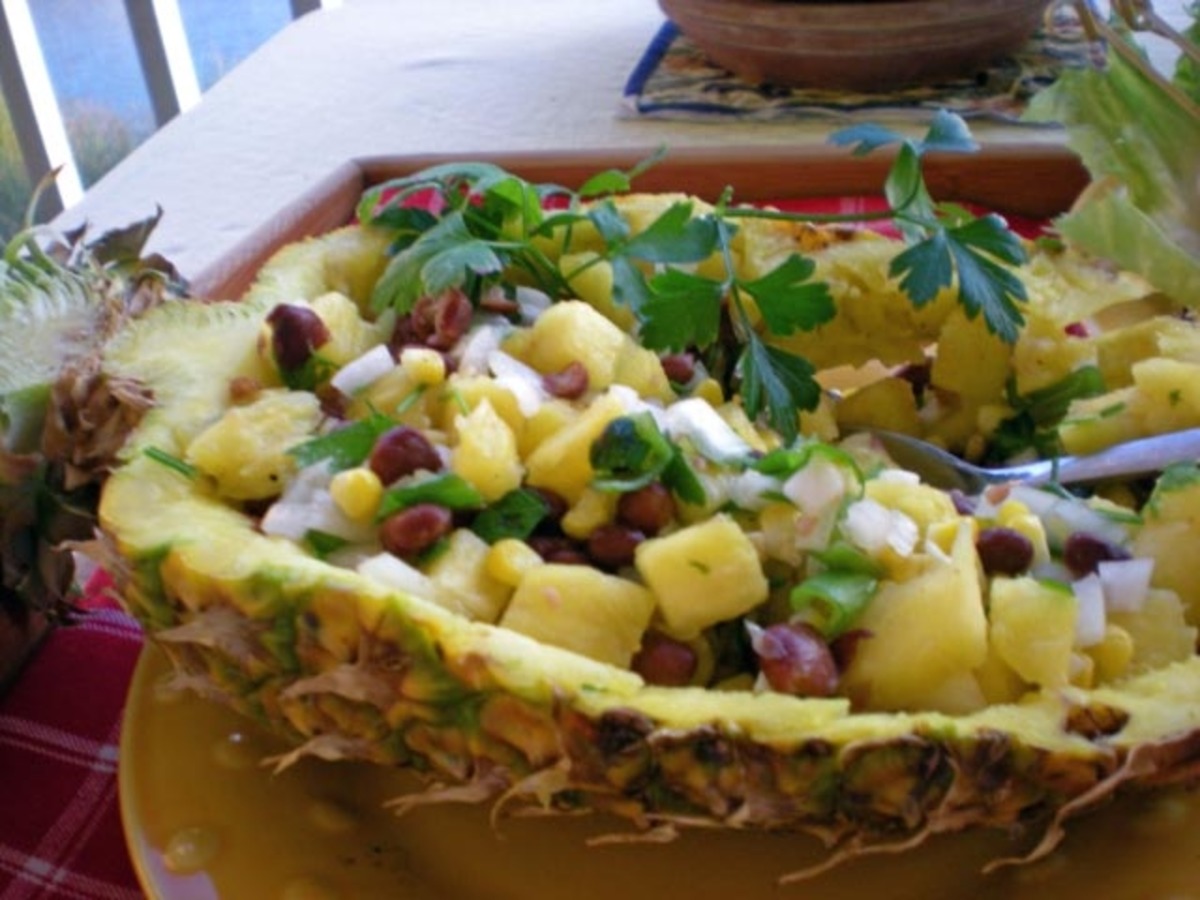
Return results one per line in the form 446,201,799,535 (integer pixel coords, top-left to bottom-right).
621,3,1103,123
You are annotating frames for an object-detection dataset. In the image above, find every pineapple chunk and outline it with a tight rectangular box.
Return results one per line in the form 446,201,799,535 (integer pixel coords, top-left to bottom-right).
835,377,921,436
499,564,655,667
988,576,1078,690
307,291,386,366
451,400,523,503
612,340,673,402
930,309,1012,402
635,514,768,639
436,375,524,440
185,388,321,500
558,251,637,332
1108,588,1198,674
1059,387,1140,455
840,521,987,712
524,389,628,504
426,529,514,623
1131,357,1200,434
520,300,627,390
1132,476,1200,622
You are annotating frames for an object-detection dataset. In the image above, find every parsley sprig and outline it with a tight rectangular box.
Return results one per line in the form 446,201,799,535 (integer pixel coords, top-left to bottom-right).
356,112,1029,442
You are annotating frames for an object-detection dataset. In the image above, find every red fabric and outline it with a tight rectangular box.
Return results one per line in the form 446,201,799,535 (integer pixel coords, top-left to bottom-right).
0,575,144,900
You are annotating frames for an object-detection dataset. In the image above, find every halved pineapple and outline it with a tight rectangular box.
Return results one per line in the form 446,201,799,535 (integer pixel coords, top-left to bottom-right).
96,216,1200,883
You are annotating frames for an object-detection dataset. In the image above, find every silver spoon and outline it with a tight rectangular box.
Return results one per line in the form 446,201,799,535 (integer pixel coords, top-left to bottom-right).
861,427,1200,494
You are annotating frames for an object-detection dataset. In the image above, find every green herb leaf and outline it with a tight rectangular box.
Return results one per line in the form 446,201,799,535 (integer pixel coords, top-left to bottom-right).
142,446,197,480
304,529,349,560
471,488,550,543
638,268,724,351
590,413,675,492
738,338,820,443
739,254,835,335
790,570,878,639
662,447,707,507
288,411,394,472
377,473,485,520
623,202,721,264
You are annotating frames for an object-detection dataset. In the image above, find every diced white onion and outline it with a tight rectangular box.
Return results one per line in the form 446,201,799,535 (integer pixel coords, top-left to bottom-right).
330,344,395,396
515,286,552,324
1072,573,1107,647
725,470,781,512
1098,557,1155,613
457,323,505,376
260,463,373,543
875,467,920,486
486,349,548,416
844,498,918,558
662,397,751,463
782,458,849,516
357,553,437,600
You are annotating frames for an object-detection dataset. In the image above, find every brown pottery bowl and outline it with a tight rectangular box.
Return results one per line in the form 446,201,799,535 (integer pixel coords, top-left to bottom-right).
657,0,1054,91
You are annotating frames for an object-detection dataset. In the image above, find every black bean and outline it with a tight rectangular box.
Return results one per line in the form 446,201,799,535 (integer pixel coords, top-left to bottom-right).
976,526,1035,577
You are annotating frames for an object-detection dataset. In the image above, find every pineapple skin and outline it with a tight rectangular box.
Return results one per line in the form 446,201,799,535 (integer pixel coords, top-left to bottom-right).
94,225,1200,869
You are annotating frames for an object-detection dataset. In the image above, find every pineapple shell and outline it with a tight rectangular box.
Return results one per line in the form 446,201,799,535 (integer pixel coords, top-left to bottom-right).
97,224,1200,877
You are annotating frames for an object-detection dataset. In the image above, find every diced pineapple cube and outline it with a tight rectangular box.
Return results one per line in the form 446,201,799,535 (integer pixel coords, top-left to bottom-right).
1059,387,1141,455
521,301,627,390
329,467,384,521
426,529,514,623
835,377,921,436
485,539,544,587
436,375,524,440
524,390,628,504
612,340,673,402
840,522,987,712
518,399,578,458
1108,588,1198,674
931,309,1012,402
1131,358,1200,434
864,478,958,536
1087,624,1135,684
561,488,619,539
634,514,768,639
988,576,1078,689
349,366,432,425
186,389,321,500
558,251,637,332
309,291,385,366
499,564,655,666
451,400,523,503
399,346,447,387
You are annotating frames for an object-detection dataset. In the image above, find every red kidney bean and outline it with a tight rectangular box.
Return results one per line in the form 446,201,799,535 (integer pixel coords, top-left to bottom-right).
752,622,839,698
632,631,698,687
617,483,675,535
368,426,443,485
429,288,474,350
527,535,588,565
586,524,644,569
659,352,696,385
542,361,589,400
379,503,453,557
267,303,330,371
976,526,1035,577
1063,531,1131,578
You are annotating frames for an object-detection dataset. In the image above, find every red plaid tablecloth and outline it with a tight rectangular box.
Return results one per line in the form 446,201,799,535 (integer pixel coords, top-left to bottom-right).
0,576,144,899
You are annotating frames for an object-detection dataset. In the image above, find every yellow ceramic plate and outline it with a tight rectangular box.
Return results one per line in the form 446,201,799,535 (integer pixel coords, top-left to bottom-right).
121,644,1200,900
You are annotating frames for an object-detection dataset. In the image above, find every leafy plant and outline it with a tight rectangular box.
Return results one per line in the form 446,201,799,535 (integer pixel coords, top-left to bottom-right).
358,112,1030,442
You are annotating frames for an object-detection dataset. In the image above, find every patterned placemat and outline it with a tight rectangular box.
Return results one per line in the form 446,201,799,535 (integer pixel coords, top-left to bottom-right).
621,2,1104,124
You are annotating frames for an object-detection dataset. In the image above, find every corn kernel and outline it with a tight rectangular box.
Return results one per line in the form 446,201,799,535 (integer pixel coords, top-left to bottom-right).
693,377,724,406
329,467,383,521
485,538,544,587
561,488,618,539
399,347,447,386
1087,624,1135,684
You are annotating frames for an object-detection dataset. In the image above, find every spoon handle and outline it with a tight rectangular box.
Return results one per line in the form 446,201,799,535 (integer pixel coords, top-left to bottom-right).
1052,427,1200,485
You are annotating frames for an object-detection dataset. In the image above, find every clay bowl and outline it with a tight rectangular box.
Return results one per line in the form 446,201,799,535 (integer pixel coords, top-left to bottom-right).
657,0,1053,91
